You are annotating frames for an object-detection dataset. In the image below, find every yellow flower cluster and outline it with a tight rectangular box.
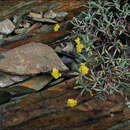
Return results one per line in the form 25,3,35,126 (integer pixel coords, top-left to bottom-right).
79,63,89,75
54,24,60,32
51,68,62,79
75,37,80,44
76,44,84,53
75,37,84,53
120,43,124,48
67,99,77,107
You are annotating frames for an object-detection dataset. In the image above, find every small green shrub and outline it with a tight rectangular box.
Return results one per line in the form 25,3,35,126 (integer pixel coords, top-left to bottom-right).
71,0,130,99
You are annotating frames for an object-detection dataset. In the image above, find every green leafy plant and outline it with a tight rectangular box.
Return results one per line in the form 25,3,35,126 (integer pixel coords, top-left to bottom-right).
71,0,130,99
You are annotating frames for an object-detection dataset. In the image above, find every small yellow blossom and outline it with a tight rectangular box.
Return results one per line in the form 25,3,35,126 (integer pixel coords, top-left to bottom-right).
120,43,124,48
51,68,62,79
54,24,60,32
75,37,81,44
90,92,94,96
76,43,84,53
67,99,77,107
79,63,89,75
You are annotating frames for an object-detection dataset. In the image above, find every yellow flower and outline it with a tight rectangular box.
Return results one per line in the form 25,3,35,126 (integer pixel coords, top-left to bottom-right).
90,92,94,96
76,43,84,53
67,99,77,107
120,43,124,48
51,68,62,79
75,37,81,44
79,63,89,75
54,24,60,32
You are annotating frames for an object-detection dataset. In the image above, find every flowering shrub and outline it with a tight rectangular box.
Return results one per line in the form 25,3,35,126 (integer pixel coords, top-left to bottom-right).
71,0,130,99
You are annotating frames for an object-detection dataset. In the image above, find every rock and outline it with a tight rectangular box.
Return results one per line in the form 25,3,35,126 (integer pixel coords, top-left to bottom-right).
15,28,27,34
62,41,74,53
61,56,73,65
44,10,57,19
13,74,53,91
32,18,57,24
0,91,12,105
29,12,42,19
56,12,68,22
36,25,53,34
27,23,41,33
0,19,15,35
19,22,31,28
44,10,68,22
4,86,35,97
0,72,29,88
0,42,68,75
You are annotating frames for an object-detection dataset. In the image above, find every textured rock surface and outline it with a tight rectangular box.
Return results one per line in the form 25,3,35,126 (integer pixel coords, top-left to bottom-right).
13,74,53,91
0,72,29,88
0,19,15,34
0,42,68,75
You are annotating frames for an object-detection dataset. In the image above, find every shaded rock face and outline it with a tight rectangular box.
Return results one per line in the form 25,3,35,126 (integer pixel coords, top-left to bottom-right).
0,91,12,105
0,42,68,75
0,72,29,87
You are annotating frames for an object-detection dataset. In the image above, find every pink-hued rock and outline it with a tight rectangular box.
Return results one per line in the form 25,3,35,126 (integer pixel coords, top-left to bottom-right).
0,42,68,75
0,19,15,34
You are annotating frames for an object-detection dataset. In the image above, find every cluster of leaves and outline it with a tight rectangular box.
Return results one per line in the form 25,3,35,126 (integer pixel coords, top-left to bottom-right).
71,0,130,99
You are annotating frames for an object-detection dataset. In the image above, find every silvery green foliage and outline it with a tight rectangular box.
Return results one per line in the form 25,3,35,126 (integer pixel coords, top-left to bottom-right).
72,0,129,40
71,0,130,99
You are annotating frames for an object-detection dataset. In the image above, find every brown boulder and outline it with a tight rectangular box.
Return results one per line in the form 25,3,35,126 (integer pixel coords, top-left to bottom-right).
0,42,68,75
